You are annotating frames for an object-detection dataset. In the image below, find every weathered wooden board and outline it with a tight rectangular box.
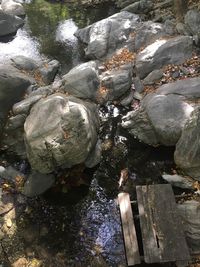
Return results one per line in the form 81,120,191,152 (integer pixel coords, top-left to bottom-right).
118,192,141,266
136,184,190,263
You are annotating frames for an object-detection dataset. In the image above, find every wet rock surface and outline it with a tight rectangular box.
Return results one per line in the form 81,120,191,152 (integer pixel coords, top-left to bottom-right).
0,10,24,37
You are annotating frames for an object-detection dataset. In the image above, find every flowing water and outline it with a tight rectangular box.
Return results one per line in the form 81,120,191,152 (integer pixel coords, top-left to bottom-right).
0,1,178,266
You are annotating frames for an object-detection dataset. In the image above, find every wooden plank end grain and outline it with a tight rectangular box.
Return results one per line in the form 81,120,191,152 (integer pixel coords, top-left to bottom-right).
118,192,141,266
136,184,190,264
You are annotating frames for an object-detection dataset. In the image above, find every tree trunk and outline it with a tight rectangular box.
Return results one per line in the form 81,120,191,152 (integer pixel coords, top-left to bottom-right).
174,0,188,22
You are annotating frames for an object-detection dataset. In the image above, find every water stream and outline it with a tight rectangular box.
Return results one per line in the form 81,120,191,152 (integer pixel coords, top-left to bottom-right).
0,1,177,266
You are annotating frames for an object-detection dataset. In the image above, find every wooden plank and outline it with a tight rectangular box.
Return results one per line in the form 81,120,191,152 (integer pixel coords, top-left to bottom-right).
136,184,190,264
118,192,141,266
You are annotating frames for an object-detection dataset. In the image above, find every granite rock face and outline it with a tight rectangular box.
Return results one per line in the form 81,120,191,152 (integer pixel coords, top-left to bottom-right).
122,77,200,146
62,61,100,101
75,11,141,59
136,36,193,79
24,94,100,173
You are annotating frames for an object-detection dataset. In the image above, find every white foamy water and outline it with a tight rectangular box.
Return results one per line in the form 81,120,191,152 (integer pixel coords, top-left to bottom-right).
56,19,78,44
0,29,42,63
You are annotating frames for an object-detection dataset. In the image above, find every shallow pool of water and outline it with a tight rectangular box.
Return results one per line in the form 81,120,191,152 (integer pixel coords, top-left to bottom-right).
24,0,118,72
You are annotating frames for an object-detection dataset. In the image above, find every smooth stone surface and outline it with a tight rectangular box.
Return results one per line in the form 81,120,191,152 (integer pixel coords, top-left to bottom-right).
62,61,100,101
143,69,163,85
185,9,200,36
176,22,192,36
0,10,24,37
122,92,193,146
120,90,134,106
4,114,26,131
101,67,132,101
75,11,141,59
145,94,192,146
122,107,159,145
12,95,42,115
136,36,193,79
85,140,102,168
11,55,39,71
24,94,100,173
1,0,25,16
133,76,144,93
23,171,55,197
0,64,31,135
175,107,200,180
134,21,166,51
177,201,200,255
162,174,194,189
156,77,200,98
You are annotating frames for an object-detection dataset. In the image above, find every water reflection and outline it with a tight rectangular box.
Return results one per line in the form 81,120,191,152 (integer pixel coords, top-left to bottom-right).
0,28,42,63
75,178,125,265
24,0,118,72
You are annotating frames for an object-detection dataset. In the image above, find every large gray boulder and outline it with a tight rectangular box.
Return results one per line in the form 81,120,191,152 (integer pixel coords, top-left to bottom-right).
144,94,192,146
100,66,133,102
184,9,200,36
174,107,200,180
134,21,167,51
24,94,100,173
0,10,24,37
156,77,200,98
75,11,141,59
122,94,193,146
62,61,100,101
136,36,193,79
122,106,159,145
122,77,199,146
177,201,200,255
0,64,31,136
62,60,133,103
1,0,25,16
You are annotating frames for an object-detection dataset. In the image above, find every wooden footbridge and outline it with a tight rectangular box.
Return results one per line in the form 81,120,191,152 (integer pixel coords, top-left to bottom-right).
118,184,190,266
